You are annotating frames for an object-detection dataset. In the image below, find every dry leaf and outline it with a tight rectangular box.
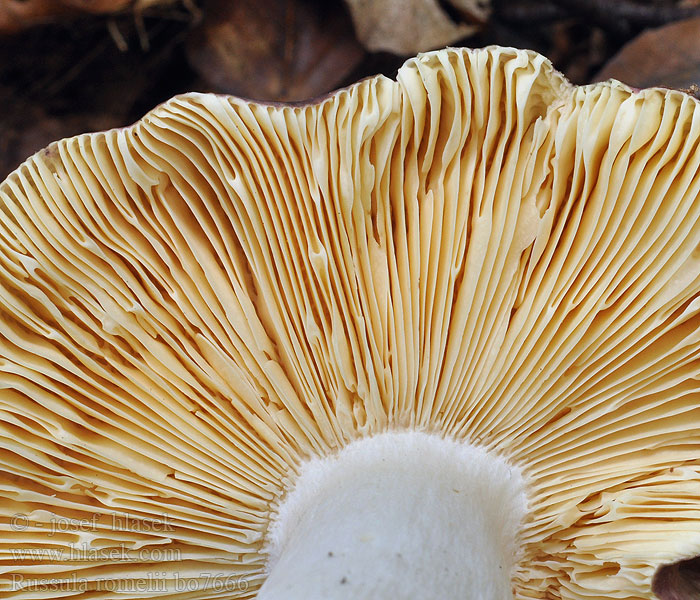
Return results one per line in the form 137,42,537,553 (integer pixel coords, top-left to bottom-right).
62,0,169,12
186,0,365,102
595,16,700,91
343,0,489,54
0,0,74,32
0,0,170,33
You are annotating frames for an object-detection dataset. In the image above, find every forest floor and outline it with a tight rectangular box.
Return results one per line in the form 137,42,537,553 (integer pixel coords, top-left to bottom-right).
2,0,700,179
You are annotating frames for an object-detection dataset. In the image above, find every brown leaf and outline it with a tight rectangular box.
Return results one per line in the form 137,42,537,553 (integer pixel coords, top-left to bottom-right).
653,556,700,600
0,0,165,33
0,0,73,33
186,0,365,102
60,0,133,13
595,17,700,91
343,0,489,55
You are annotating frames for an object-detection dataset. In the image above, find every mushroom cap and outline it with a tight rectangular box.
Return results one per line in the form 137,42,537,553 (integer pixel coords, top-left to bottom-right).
1,46,699,599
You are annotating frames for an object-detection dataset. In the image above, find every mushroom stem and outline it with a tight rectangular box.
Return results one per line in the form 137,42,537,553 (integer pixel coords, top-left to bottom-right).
259,431,527,599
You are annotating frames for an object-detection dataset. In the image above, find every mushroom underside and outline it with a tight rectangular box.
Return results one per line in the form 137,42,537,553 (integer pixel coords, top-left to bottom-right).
0,46,699,599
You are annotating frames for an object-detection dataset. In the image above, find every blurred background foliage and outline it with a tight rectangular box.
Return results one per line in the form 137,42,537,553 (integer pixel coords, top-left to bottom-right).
2,0,700,179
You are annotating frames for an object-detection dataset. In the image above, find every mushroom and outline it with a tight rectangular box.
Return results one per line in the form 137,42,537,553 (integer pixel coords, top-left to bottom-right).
1,46,699,600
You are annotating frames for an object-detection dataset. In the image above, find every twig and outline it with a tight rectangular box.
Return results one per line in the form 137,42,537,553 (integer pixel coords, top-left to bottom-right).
107,18,129,52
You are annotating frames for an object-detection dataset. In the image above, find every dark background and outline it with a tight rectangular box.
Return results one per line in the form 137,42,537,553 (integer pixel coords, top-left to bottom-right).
2,0,700,180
